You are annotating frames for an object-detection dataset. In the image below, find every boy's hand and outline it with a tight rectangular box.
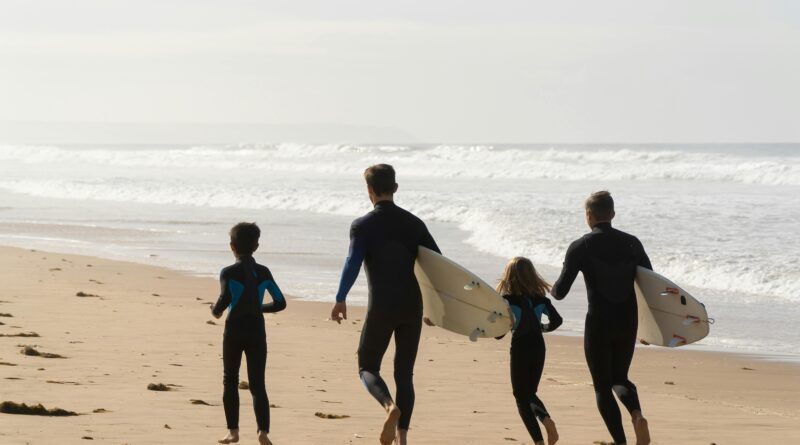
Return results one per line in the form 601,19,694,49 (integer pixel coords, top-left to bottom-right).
423,316,435,326
330,302,347,324
210,305,222,319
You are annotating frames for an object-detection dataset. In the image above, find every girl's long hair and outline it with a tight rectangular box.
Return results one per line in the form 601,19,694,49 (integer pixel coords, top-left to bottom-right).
496,256,551,297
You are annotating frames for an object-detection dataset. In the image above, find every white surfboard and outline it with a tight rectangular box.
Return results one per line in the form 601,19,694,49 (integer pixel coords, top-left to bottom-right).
635,266,712,347
414,246,512,341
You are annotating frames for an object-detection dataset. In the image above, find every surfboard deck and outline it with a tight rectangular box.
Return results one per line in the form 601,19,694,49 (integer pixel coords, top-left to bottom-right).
415,246,511,340
635,266,711,347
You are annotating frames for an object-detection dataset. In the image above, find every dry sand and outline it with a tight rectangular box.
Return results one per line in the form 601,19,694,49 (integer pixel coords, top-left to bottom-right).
0,246,798,444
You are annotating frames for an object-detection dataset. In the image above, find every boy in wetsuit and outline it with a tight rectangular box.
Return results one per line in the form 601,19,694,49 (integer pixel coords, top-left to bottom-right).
330,164,440,445
551,191,651,445
211,222,287,445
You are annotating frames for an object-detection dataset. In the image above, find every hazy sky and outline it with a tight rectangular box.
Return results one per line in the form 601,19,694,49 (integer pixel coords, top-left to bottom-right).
1,0,798,142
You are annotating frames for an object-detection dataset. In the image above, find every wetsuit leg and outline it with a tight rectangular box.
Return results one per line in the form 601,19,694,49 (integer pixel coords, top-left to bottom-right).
244,333,270,433
222,331,245,430
611,321,641,415
393,316,422,430
511,334,548,442
585,316,626,444
358,312,396,408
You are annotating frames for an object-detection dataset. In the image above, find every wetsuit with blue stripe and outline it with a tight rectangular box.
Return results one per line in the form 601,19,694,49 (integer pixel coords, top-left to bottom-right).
335,200,440,430
551,222,651,444
212,255,286,433
499,294,562,443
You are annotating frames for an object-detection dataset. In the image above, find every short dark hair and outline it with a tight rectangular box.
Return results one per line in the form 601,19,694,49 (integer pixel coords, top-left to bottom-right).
229,222,260,256
364,164,397,196
585,191,615,221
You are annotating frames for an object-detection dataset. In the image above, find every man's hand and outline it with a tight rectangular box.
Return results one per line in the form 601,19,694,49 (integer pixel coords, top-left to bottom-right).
331,302,347,324
423,316,435,326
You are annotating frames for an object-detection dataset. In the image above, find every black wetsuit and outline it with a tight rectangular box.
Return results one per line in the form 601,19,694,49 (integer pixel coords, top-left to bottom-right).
334,200,440,430
551,222,651,444
212,256,286,433
500,294,562,443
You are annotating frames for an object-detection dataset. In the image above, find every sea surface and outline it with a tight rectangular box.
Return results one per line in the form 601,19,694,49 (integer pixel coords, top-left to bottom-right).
0,143,798,359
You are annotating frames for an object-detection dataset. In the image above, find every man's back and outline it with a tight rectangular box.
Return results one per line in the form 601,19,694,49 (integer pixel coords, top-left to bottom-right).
353,201,439,314
553,222,651,316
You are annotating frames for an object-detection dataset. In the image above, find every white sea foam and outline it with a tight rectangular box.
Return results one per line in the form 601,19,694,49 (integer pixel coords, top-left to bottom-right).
1,142,799,356
1,143,798,185
0,143,798,301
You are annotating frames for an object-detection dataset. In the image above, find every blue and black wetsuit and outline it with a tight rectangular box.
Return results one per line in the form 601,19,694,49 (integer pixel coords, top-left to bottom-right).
499,294,562,443
211,256,286,433
335,200,440,430
551,222,651,444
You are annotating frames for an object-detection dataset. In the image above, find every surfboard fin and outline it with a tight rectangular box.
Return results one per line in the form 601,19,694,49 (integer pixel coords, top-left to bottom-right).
469,327,484,342
682,315,701,326
668,334,687,347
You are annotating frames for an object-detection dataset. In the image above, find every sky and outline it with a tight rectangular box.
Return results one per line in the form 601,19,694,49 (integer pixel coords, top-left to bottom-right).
0,0,798,143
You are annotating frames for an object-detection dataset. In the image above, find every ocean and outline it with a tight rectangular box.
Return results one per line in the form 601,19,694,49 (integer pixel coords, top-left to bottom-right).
0,143,798,358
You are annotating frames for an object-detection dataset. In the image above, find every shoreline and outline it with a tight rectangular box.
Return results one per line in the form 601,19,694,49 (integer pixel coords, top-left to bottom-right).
1,245,798,444
0,235,795,365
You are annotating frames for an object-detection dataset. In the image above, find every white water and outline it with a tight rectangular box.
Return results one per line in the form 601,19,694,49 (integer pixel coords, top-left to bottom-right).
0,143,798,358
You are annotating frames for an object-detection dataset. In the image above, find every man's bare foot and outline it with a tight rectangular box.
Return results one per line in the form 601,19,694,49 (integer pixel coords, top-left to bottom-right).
394,428,408,445
542,416,559,445
632,414,650,445
218,429,239,444
257,430,272,445
380,403,401,445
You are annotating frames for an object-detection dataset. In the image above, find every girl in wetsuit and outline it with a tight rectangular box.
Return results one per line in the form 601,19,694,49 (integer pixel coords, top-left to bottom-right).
496,257,562,445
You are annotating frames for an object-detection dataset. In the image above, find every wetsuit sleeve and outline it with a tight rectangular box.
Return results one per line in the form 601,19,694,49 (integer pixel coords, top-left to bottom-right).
212,271,231,317
334,221,366,303
262,270,287,313
635,237,653,271
541,298,563,333
551,239,584,300
495,296,516,339
420,222,441,254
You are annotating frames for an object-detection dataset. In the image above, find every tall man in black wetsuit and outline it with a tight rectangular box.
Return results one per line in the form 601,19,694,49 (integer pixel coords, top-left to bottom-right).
551,191,652,445
330,164,440,445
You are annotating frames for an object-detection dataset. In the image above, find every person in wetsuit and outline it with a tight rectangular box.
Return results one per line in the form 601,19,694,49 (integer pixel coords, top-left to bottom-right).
551,191,651,445
330,164,440,445
211,222,287,445
496,257,562,445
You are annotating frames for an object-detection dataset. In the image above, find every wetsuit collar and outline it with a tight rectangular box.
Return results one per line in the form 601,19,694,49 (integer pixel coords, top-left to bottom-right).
592,222,613,232
373,199,396,209
236,255,255,263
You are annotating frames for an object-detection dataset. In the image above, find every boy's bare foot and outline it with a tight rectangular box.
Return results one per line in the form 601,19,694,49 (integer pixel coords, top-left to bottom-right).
380,403,401,445
394,428,408,445
257,430,272,445
542,416,559,445
218,429,239,444
632,413,650,445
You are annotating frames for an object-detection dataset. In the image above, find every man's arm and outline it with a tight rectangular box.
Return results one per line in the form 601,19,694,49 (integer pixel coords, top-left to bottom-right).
262,271,287,313
420,223,441,254
211,272,231,318
636,237,653,270
334,222,366,304
550,239,583,300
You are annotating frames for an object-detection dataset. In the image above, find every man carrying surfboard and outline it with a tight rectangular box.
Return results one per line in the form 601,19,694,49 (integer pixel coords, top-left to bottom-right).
551,191,652,445
330,164,441,445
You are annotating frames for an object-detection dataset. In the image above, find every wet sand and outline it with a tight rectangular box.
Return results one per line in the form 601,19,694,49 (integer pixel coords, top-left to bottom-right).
0,246,798,444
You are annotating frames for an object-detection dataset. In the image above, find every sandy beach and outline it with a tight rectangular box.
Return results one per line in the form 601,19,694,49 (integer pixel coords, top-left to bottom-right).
0,245,798,445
